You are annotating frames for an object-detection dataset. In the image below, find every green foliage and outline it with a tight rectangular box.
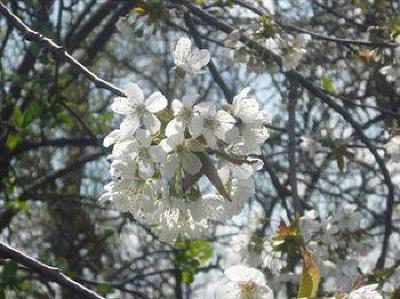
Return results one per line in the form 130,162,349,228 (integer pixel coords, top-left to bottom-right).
271,223,303,257
1,261,18,286
324,137,355,174
297,250,320,299
271,222,304,270
174,239,213,284
321,76,335,94
0,261,33,297
97,283,114,296
22,101,44,127
6,135,21,151
6,200,30,214
390,15,400,39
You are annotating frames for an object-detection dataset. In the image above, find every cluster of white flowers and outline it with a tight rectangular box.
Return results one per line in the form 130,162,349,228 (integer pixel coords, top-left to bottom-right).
299,207,372,291
224,23,312,73
100,37,269,243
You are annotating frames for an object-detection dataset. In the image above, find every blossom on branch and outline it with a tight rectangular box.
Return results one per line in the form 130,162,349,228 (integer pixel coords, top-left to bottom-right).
215,265,274,299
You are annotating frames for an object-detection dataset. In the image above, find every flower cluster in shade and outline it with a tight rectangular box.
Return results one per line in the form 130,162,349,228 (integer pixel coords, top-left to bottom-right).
99,37,270,243
224,23,312,72
298,207,374,291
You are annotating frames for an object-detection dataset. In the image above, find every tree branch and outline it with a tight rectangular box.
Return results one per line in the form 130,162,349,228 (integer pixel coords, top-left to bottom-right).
287,77,304,216
0,0,126,97
0,241,105,299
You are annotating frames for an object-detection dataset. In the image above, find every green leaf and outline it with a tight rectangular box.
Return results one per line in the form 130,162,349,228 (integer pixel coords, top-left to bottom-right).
97,283,113,295
22,101,43,127
198,154,230,200
188,240,213,265
321,76,335,94
297,250,320,299
173,239,214,285
2,261,18,285
6,200,29,213
18,280,32,291
12,107,23,128
181,269,195,284
335,147,345,173
6,135,21,150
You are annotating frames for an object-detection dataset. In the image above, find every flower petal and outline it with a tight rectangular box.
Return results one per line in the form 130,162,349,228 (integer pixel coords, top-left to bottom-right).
174,37,192,66
142,112,161,133
149,145,167,162
103,129,121,147
190,49,210,71
138,159,154,179
189,115,204,138
171,99,184,116
120,115,140,138
166,118,184,137
182,94,198,108
162,154,178,178
135,128,152,147
111,97,133,115
145,92,168,113
125,83,144,103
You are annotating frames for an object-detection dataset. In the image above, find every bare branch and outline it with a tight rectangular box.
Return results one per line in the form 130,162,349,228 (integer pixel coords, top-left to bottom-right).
287,77,304,216
0,241,105,299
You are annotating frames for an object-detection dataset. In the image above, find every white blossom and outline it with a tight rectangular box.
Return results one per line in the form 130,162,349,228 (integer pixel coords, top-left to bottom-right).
159,134,203,178
215,265,274,299
110,129,166,179
348,284,383,299
227,88,269,155
173,37,210,74
111,83,167,135
190,102,236,149
165,94,199,137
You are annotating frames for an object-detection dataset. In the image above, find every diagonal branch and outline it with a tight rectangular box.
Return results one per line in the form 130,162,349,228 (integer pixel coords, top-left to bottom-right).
0,0,126,97
0,241,105,299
